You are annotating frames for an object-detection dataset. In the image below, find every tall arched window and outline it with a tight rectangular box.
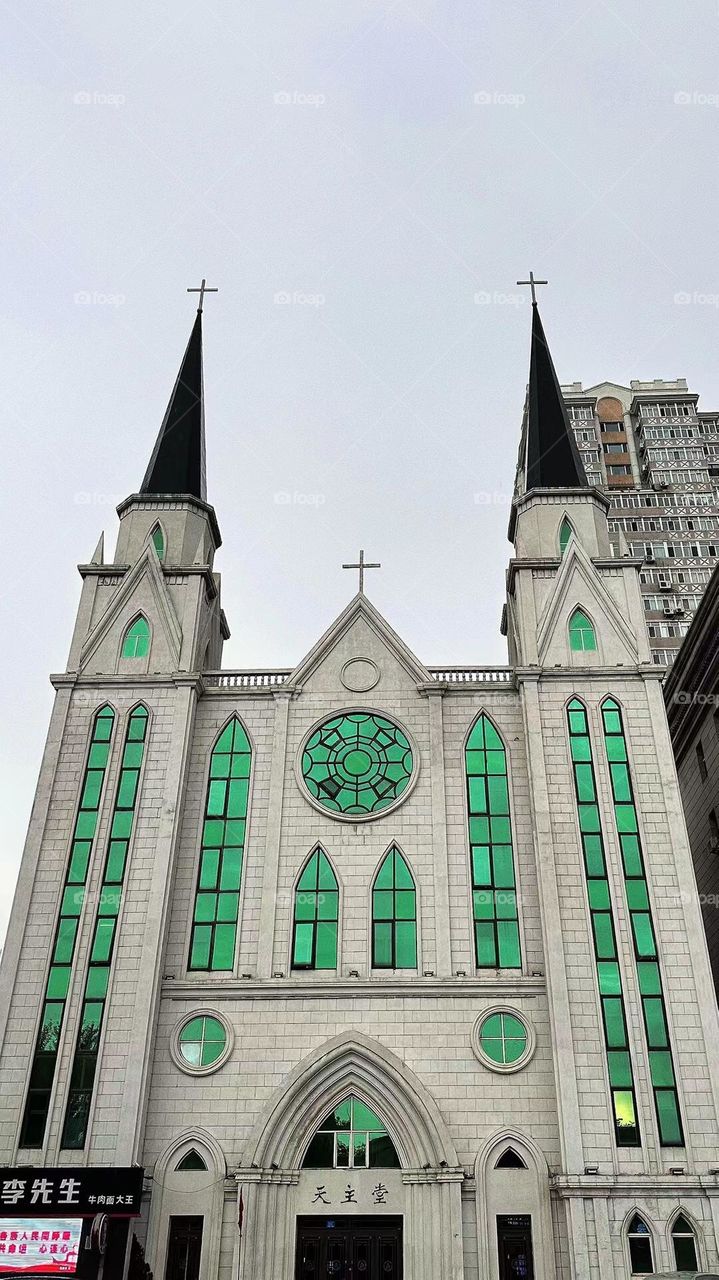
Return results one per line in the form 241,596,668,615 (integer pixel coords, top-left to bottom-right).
627,1215,654,1275
465,714,521,969
121,616,150,659
292,848,339,971
151,524,165,561
372,847,416,969
302,1097,400,1169
568,608,597,652
671,1214,699,1271
189,717,252,971
559,517,573,554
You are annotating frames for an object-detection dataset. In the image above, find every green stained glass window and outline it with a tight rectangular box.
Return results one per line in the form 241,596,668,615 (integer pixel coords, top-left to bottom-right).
121,616,150,659
151,524,165,561
302,1096,400,1169
568,608,597,652
372,848,416,969
566,698,640,1147
189,718,252,972
301,713,413,816
478,1011,528,1066
20,705,115,1149
178,1015,227,1068
292,848,339,971
600,697,684,1148
60,705,149,1150
466,715,521,970
559,517,573,554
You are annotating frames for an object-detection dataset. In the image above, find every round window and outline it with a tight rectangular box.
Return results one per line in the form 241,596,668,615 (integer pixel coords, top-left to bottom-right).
175,1014,229,1073
473,1008,534,1073
300,712,415,819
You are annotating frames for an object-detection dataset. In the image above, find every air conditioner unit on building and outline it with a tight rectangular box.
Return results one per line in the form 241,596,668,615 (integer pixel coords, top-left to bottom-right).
645,549,655,561
662,603,673,616
658,576,672,590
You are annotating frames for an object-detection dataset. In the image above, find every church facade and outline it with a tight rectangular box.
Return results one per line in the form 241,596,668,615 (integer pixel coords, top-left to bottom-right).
1,300,719,1280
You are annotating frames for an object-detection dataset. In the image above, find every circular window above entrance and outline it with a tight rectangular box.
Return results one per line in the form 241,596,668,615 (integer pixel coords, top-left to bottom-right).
172,1011,232,1075
472,1007,534,1074
299,712,416,820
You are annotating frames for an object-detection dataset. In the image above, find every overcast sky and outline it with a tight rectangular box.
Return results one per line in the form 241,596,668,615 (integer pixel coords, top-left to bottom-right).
2,0,719,941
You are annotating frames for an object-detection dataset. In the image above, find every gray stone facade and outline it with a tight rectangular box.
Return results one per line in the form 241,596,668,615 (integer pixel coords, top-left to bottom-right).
1,477,719,1280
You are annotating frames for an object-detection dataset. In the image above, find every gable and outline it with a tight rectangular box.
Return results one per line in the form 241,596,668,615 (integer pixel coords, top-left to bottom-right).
79,545,182,675
288,595,432,695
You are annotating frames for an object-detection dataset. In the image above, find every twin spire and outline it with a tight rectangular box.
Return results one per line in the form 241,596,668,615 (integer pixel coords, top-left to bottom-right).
136,277,585,510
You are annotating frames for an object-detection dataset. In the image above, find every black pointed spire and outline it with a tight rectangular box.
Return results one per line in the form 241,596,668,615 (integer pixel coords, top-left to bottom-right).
524,303,587,490
140,310,206,501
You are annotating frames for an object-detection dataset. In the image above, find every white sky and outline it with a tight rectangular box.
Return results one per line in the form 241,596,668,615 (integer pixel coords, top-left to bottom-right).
2,1,719,942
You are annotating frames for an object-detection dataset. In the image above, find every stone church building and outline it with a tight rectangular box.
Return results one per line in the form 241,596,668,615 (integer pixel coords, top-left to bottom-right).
1,297,719,1280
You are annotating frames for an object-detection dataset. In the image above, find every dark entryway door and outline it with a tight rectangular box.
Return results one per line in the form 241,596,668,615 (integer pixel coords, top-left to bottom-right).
497,1215,534,1280
295,1215,402,1280
165,1216,203,1280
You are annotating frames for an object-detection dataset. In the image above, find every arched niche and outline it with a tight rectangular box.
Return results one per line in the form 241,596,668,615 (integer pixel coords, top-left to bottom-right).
475,1130,556,1280
145,1129,226,1280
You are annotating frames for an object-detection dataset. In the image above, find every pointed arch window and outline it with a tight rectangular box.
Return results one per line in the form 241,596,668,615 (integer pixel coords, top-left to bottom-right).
175,1150,208,1172
627,1215,654,1274
559,517,573,554
568,608,597,652
494,1148,527,1169
302,1097,401,1169
372,848,416,969
671,1214,699,1271
465,715,521,970
189,718,252,972
292,848,339,971
151,524,165,562
121,616,150,659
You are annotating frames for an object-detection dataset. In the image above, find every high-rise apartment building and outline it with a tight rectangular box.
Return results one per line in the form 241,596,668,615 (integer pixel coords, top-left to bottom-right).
559,379,719,666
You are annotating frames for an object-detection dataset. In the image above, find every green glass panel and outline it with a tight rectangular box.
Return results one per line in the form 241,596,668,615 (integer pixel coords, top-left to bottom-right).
559,519,572,553
353,1133,367,1167
588,880,610,911
626,879,649,911
503,1035,527,1064
302,713,413,814
122,741,144,769
637,961,661,996
395,890,415,920
127,710,148,739
570,735,591,762
481,1014,502,1039
47,966,71,1000
602,707,622,734
211,923,236,970
496,889,517,920
199,848,220,890
194,893,216,923
466,749,485,776
483,721,503,751
201,1032,225,1068
94,711,114,741
605,735,627,762
210,752,230,779
568,708,586,734
117,769,139,810
121,618,150,659
85,966,109,999
616,806,638,834
317,889,337,921
217,892,239,922
597,960,621,995
111,811,133,840
190,926,212,970
81,771,104,811
62,886,83,916
632,913,657,958
332,1099,351,1128
649,1051,675,1088
227,780,249,816
474,890,494,920
68,841,92,883
298,852,318,890
373,891,393,920
610,764,632,801
318,853,336,890
394,855,413,889
472,847,491,885
603,997,627,1047
475,922,497,967
53,918,78,965
579,804,600,834
151,526,165,560
613,1090,637,1139
224,820,246,847
490,816,511,843
644,998,668,1048
592,913,616,959
583,835,605,878
75,811,98,841
497,921,521,968
487,776,509,814
202,819,224,847
395,922,417,968
105,841,127,883
80,1001,103,1039
492,846,515,888
90,919,115,963
230,751,251,778
619,834,643,877
656,1089,683,1145
468,777,487,814
39,1003,63,1053
215,724,234,753
608,1050,632,1087
469,816,489,844
207,780,226,816
574,764,595,803
373,923,392,967
180,1017,205,1042
315,921,337,969
336,1133,350,1166
352,1099,382,1130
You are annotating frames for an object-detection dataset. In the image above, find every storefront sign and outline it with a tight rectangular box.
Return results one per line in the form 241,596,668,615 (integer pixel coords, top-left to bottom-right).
0,1171,143,1218
0,1219,82,1274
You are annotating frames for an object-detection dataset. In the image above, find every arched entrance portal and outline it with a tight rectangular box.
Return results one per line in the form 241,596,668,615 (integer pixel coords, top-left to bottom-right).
235,1032,463,1280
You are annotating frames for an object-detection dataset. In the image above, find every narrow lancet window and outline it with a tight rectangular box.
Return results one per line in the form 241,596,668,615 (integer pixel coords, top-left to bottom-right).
465,715,521,969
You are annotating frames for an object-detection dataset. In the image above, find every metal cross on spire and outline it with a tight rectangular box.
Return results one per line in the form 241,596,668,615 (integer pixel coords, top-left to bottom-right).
516,271,548,304
342,549,381,594
187,278,219,314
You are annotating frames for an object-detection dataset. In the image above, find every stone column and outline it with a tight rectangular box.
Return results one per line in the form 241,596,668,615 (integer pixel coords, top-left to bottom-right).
426,688,452,977
257,691,292,979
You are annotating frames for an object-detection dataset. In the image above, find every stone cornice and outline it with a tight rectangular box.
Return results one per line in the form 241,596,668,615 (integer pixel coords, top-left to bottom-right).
551,1173,719,1197
506,556,643,595
77,562,219,598
116,492,222,548
162,975,546,1001
50,672,205,693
